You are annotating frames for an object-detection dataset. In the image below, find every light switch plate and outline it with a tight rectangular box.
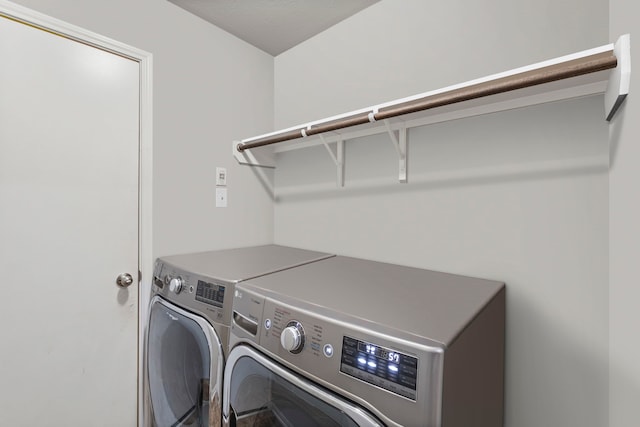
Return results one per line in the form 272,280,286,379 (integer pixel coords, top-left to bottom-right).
216,167,227,186
215,188,227,208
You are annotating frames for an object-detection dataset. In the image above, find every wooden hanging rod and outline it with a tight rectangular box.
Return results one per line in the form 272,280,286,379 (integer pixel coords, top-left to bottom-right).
236,49,617,153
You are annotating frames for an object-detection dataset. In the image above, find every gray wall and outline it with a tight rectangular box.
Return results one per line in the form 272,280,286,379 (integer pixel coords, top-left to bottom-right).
273,1,610,426
609,0,640,426
11,0,276,258
274,0,608,129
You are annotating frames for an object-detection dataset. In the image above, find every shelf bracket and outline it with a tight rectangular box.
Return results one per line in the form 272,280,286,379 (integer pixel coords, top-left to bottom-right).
319,134,345,187
605,33,631,121
384,120,408,183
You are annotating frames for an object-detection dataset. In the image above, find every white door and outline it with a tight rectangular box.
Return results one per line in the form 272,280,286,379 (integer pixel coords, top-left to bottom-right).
0,13,139,426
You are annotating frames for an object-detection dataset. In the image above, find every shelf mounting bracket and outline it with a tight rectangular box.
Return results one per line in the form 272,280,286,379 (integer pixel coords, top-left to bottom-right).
319,134,345,187
605,34,631,121
384,120,408,183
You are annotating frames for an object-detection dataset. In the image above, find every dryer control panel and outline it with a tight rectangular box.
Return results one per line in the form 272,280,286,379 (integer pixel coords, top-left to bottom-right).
195,280,226,307
152,260,230,328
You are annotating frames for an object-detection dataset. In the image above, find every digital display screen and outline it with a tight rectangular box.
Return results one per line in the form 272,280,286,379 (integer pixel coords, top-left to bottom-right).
359,342,401,364
195,280,225,307
340,336,418,401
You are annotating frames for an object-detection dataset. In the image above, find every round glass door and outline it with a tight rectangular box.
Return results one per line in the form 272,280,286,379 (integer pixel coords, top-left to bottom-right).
147,297,223,426
224,345,383,427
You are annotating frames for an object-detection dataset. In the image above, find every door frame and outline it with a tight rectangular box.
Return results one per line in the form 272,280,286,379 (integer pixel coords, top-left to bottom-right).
0,1,152,425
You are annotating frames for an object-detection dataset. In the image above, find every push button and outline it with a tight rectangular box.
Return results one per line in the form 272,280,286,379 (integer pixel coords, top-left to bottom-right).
323,344,334,358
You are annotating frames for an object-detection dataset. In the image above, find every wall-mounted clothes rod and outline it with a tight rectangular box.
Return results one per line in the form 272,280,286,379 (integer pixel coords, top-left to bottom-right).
233,34,630,183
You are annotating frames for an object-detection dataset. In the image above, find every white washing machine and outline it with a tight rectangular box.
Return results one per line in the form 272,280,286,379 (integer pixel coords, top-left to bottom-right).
144,245,333,427
224,256,505,427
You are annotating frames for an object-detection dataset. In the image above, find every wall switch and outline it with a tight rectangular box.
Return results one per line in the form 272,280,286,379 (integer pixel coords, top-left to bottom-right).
216,167,227,186
215,188,227,208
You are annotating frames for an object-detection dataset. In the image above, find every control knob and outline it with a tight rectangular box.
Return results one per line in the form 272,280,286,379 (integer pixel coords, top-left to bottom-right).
169,277,184,294
280,321,305,354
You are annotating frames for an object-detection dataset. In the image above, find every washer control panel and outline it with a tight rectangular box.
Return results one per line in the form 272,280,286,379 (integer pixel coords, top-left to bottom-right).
259,301,423,401
230,283,446,427
264,304,331,359
340,336,418,400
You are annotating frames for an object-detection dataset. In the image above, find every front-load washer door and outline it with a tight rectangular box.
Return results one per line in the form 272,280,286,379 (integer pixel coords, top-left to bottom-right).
147,296,224,427
223,345,383,427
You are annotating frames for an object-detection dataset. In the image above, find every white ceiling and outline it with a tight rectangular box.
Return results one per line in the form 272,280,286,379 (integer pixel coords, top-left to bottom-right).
169,0,380,56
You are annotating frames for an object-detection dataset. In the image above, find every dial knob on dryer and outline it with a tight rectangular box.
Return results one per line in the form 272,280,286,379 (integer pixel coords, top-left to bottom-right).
169,277,184,294
280,321,305,354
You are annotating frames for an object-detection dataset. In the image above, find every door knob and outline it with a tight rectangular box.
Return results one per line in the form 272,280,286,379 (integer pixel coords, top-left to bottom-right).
116,273,134,287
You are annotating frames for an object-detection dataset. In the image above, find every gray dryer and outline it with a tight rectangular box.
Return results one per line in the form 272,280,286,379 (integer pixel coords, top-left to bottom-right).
144,245,333,427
